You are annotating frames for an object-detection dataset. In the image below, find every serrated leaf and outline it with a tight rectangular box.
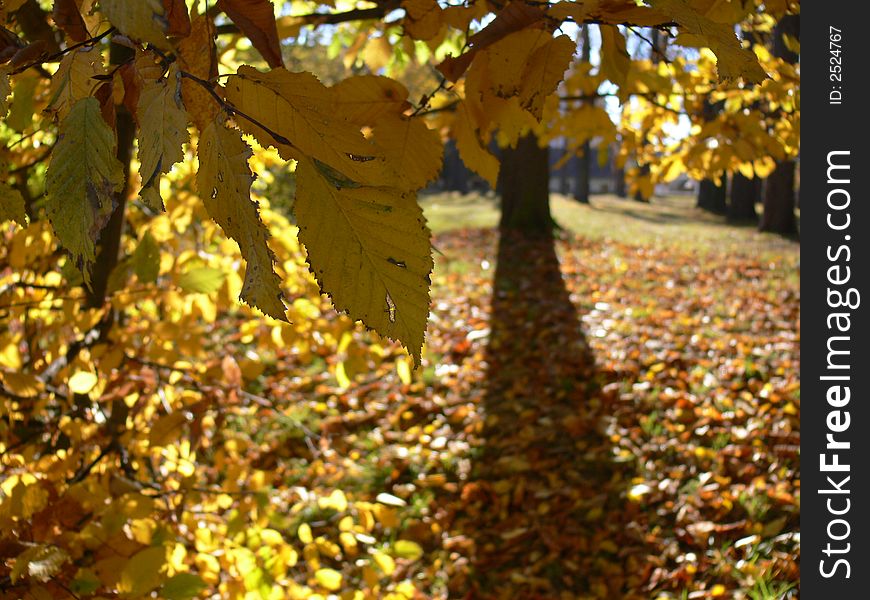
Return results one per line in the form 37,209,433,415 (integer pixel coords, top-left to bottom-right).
652,0,768,83
0,65,11,117
101,0,170,50
223,66,396,188
47,47,106,120
196,117,288,321
161,573,207,600
136,64,189,210
133,231,160,283
45,97,124,285
177,264,226,294
295,157,432,365
519,34,575,118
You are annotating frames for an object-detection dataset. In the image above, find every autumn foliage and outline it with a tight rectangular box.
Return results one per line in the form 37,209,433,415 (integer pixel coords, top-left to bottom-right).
1,0,798,598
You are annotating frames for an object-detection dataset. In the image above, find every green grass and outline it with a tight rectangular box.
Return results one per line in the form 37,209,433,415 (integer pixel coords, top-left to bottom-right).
421,191,799,258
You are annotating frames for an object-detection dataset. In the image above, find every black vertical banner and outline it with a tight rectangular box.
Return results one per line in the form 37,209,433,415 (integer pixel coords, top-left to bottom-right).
802,2,868,596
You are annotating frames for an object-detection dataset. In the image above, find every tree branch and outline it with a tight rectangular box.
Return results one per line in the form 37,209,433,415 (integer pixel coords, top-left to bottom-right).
215,0,402,37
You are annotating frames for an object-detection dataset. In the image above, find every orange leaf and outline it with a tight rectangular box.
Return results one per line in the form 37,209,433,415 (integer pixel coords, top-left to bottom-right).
52,0,89,43
217,0,283,68
162,0,191,38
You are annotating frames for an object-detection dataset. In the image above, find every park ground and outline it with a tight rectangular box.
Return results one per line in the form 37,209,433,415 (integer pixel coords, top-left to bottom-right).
212,193,801,599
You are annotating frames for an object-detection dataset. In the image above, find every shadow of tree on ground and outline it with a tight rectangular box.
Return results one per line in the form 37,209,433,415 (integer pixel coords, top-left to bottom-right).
447,230,648,598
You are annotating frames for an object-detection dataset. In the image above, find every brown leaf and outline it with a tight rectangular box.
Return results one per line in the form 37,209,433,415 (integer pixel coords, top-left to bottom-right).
162,0,191,38
217,0,283,68
52,0,89,42
93,80,115,127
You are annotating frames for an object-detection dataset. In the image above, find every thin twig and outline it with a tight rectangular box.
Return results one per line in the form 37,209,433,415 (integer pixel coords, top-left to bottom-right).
12,27,116,75
177,70,296,148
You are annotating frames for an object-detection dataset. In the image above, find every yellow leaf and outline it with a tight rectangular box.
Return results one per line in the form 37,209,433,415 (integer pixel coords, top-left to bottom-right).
652,0,767,83
0,181,26,226
396,357,412,385
294,157,433,365
598,25,631,89
68,371,98,394
47,46,106,120
223,66,393,188
298,523,313,544
547,1,587,22
393,540,423,561
452,101,499,187
372,504,399,529
402,0,443,41
363,36,392,71
0,371,42,397
100,0,170,50
330,75,410,124
318,489,349,513
45,97,125,284
371,115,443,190
136,64,190,210
314,568,342,591
373,551,395,575
518,34,575,119
196,116,287,321
177,9,219,131
335,360,351,389
118,546,166,596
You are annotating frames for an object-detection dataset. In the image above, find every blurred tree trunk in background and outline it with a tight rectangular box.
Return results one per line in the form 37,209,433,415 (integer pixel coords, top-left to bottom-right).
728,173,760,222
760,160,797,234
760,14,799,235
498,133,552,236
697,177,727,215
574,25,592,204
614,166,627,197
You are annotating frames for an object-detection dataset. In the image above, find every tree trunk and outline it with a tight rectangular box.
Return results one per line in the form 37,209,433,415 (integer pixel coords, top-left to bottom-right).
728,173,759,222
759,160,797,234
498,132,551,236
573,24,592,204
614,167,627,198
697,177,727,215
86,43,136,309
574,141,591,204
759,14,799,235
